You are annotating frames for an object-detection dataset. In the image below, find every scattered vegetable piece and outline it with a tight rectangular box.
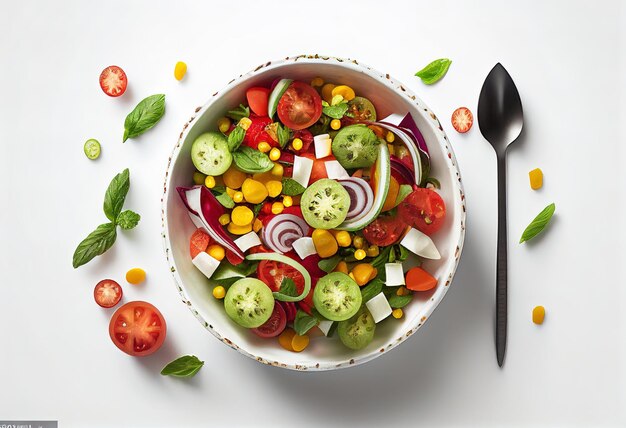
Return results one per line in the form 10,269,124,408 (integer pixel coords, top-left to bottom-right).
84,139,101,160
405,267,438,292
532,306,545,325
123,94,166,143
451,107,473,133
519,203,556,243
94,279,123,308
109,301,166,356
174,61,187,81
415,58,452,85
529,168,543,190
99,65,127,97
161,355,204,377
126,268,146,285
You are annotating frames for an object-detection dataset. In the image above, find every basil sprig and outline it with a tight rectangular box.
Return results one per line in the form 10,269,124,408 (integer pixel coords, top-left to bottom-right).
361,278,384,303
322,100,349,119
232,146,273,173
293,310,319,336
415,59,452,85
318,255,342,273
276,123,291,148
227,126,246,152
123,94,166,142
161,355,204,378
274,278,298,301
281,178,305,196
520,203,556,243
226,104,250,121
72,169,140,268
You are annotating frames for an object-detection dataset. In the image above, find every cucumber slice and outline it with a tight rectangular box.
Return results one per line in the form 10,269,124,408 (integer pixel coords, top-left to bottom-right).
84,139,101,160
267,79,292,118
246,252,311,302
191,132,232,176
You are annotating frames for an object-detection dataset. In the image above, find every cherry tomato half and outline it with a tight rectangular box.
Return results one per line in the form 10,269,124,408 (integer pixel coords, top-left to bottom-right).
397,188,446,235
362,215,407,247
251,303,286,338
99,65,127,97
257,259,305,294
94,279,123,308
246,87,270,116
109,301,166,357
277,82,322,130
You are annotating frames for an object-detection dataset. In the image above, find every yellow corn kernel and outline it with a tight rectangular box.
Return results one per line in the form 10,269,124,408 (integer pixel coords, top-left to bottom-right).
257,141,271,153
292,138,303,151
126,268,146,285
354,249,366,260
353,236,365,249
392,308,404,319
332,230,351,247
271,163,284,177
396,286,409,296
385,131,395,143
331,85,356,101
223,166,247,189
238,117,252,130
312,229,339,258
265,180,283,198
231,206,254,226
193,171,207,185
227,222,252,235
271,202,284,215
233,191,244,203
366,245,380,257
529,168,543,190
330,119,342,130
242,178,268,204
291,334,310,352
311,77,324,87
253,218,263,233
333,261,349,274
532,306,545,325
174,61,187,81
212,285,226,299
207,244,225,261
282,195,293,207
321,83,336,103
218,213,231,226
204,176,216,189
269,147,281,161
350,263,377,286
217,117,231,134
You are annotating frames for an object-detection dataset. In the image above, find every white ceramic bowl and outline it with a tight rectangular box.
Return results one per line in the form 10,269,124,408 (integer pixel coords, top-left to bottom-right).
162,55,466,371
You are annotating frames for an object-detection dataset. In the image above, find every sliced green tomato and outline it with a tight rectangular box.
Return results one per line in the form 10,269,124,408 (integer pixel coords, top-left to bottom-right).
337,143,390,231
246,252,311,302
84,139,101,160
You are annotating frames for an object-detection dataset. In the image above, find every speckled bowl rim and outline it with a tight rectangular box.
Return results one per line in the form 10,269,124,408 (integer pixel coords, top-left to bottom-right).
161,54,466,371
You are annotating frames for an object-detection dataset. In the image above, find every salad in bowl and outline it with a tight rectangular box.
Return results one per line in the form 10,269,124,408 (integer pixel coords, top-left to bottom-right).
163,56,465,370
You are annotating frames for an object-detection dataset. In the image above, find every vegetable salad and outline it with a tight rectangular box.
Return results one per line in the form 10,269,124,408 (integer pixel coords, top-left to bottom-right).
177,77,447,352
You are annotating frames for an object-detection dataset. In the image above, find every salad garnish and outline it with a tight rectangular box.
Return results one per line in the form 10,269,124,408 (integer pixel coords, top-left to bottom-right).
123,94,166,142
161,355,204,378
415,58,452,85
519,202,556,243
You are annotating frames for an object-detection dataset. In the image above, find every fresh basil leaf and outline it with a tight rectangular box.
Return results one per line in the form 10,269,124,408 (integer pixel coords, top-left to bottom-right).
227,126,246,152
395,184,413,207
371,246,392,271
415,58,452,85
211,188,235,209
318,255,342,273
212,259,259,284
388,293,413,309
388,247,396,263
396,245,409,262
293,310,319,336
422,177,441,189
232,146,273,173
226,104,250,121
252,203,264,216
309,115,330,136
72,223,117,268
322,102,349,119
160,355,204,378
123,94,166,142
519,203,556,243
276,123,291,149
361,278,384,303
116,210,140,230
103,168,130,222
281,178,306,196
279,278,297,296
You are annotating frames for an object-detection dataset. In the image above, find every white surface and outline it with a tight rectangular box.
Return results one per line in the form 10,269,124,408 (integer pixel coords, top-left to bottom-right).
1,0,625,426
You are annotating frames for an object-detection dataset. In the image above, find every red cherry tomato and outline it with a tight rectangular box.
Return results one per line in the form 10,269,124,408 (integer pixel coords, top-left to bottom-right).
277,82,322,130
251,303,287,338
397,188,446,235
246,87,270,116
451,107,473,133
108,301,166,357
94,279,123,308
99,66,127,97
242,115,277,149
189,229,210,259
257,259,305,293
362,216,407,247
301,153,331,184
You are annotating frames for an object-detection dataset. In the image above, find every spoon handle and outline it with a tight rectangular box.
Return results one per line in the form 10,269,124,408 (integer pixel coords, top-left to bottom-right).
496,153,508,367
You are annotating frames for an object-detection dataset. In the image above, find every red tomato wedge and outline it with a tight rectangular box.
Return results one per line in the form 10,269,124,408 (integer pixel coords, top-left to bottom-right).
301,152,331,184
99,65,127,97
277,82,322,130
246,87,270,116
451,107,473,133
109,301,166,357
189,229,210,259
397,188,446,235
242,115,277,149
251,303,286,338
363,215,407,247
257,259,306,293
94,279,123,308
405,267,438,291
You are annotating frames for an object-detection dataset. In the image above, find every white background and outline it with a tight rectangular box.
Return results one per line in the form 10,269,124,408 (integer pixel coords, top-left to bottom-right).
1,0,625,426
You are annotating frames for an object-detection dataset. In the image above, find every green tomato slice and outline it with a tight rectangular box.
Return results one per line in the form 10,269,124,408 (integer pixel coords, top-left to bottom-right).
84,139,101,160
246,252,311,302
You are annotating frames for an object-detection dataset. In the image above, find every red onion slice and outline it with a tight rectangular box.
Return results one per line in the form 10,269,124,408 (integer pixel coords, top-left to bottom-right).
338,177,374,222
390,157,416,185
262,214,310,254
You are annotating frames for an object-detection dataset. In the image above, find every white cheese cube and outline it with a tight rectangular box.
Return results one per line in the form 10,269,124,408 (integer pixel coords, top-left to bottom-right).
292,237,317,259
400,228,441,259
365,292,393,323
234,232,262,252
385,263,405,286
324,160,350,179
317,320,334,336
192,252,221,279
314,138,332,159
292,155,314,187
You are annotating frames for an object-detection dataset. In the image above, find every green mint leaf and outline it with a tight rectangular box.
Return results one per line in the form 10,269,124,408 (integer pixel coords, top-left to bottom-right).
322,102,349,119
232,146,273,173
160,355,204,378
103,168,130,222
361,278,384,303
116,210,140,230
227,126,246,152
72,223,117,268
318,255,342,273
226,104,250,121
388,293,413,309
123,94,166,142
415,58,452,85
293,310,319,336
211,187,235,209
395,184,413,207
520,203,556,243
281,178,306,196
276,123,291,149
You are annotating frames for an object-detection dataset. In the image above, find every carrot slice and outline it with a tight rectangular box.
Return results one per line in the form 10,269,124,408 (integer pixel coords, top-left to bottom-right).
278,329,296,351
291,334,310,352
405,267,438,292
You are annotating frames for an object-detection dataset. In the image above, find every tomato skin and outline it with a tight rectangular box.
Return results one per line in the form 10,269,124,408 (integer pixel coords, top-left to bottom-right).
252,303,286,338
242,116,278,149
99,66,127,97
189,229,210,259
397,188,446,235
109,301,166,357
246,87,270,116
362,216,407,247
94,279,123,308
277,82,322,130
257,260,306,293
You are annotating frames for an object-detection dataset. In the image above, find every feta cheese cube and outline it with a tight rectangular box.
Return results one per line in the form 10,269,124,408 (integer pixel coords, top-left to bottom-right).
292,237,317,259
365,292,393,323
385,263,405,286
400,228,441,259
324,160,350,179
234,232,262,252
192,252,221,279
292,155,314,187
314,136,332,159
317,320,334,336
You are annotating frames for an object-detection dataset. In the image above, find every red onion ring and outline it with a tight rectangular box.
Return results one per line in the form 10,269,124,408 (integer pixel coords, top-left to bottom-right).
338,177,374,222
390,157,416,185
262,214,310,253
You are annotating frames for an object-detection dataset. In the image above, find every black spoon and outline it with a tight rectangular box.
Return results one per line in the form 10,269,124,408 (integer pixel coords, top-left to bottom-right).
477,63,524,367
